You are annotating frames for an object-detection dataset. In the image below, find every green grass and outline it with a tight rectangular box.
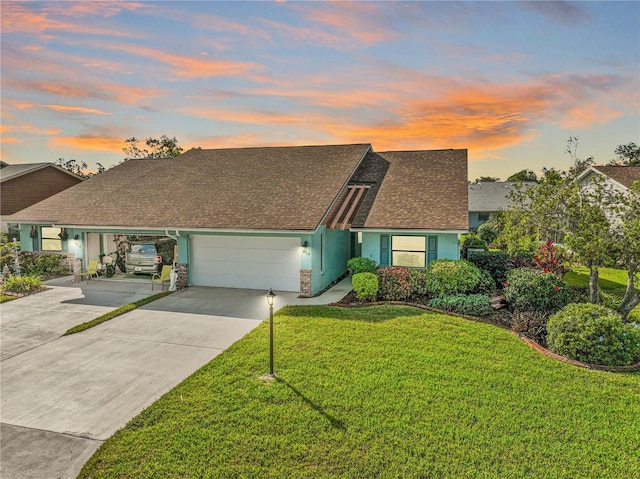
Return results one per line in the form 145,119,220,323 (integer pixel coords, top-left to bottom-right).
0,294,17,303
565,266,640,321
64,291,173,335
80,305,640,479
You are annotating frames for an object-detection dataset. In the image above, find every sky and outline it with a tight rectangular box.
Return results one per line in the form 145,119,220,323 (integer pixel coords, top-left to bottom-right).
1,0,639,180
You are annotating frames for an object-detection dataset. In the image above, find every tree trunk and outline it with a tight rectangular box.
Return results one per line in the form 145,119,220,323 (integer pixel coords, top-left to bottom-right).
589,266,600,304
618,265,639,320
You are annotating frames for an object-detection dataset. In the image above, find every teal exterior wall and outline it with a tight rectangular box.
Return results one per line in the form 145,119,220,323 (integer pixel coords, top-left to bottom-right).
308,225,350,296
469,212,492,230
360,232,461,267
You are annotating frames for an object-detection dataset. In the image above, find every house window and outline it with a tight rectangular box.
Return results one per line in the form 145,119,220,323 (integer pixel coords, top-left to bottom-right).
392,236,425,268
478,212,491,222
41,227,62,251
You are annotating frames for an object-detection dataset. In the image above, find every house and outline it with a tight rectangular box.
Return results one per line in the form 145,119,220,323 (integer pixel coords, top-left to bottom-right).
8,144,468,296
468,181,536,229
576,165,640,193
0,163,84,235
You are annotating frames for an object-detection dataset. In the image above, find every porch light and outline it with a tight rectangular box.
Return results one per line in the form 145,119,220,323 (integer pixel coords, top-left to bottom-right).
302,240,309,254
266,288,276,376
73,234,80,246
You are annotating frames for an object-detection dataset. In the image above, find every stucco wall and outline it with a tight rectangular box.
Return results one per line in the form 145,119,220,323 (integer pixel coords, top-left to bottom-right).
309,225,350,296
361,232,460,266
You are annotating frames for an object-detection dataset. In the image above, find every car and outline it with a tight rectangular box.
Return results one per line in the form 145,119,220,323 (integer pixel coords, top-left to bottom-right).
125,238,175,274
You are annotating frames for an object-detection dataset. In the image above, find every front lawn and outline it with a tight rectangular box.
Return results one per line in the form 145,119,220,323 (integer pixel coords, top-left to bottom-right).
80,305,640,479
565,266,640,321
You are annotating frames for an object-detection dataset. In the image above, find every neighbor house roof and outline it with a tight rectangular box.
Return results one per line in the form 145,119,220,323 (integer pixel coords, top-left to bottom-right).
359,149,468,230
468,181,536,212
8,144,371,231
0,163,83,182
588,165,640,190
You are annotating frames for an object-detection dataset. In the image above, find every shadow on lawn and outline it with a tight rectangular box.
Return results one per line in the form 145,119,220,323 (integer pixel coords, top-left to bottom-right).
277,377,346,431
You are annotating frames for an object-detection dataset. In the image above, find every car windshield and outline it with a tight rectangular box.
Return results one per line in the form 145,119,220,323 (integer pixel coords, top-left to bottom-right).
130,244,156,255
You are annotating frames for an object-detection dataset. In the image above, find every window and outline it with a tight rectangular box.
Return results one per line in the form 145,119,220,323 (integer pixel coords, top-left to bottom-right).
478,212,491,222
41,227,62,251
392,236,425,267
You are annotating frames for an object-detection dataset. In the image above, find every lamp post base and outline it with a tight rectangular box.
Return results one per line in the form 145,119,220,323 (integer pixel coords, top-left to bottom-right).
259,373,277,382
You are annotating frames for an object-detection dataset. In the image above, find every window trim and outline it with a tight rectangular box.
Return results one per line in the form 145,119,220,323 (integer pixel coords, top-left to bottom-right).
41,227,63,252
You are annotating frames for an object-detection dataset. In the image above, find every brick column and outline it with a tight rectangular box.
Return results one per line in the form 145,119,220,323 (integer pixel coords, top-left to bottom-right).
74,258,82,283
175,263,188,290
300,269,311,298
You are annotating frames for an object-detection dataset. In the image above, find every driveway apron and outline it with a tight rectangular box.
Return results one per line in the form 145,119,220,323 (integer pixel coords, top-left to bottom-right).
0,283,283,479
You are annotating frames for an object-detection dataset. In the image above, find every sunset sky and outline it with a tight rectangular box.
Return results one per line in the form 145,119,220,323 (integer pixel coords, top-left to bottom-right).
1,1,638,180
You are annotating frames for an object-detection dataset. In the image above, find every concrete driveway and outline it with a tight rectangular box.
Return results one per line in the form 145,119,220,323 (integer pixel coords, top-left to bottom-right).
0,279,304,479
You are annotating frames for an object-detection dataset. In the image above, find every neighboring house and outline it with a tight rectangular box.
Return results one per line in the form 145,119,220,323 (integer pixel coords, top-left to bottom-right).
8,144,468,296
468,181,536,229
0,163,84,234
576,165,640,194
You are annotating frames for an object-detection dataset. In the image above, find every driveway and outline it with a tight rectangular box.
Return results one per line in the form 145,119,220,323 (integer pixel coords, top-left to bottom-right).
0,280,302,479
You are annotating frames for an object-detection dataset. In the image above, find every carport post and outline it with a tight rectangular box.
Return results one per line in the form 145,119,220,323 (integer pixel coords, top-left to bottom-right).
266,289,276,376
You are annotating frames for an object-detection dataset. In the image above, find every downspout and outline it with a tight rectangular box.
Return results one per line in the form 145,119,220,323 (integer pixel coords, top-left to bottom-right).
165,230,180,240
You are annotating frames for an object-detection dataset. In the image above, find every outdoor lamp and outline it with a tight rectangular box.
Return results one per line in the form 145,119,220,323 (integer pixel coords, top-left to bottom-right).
266,288,276,376
73,234,80,246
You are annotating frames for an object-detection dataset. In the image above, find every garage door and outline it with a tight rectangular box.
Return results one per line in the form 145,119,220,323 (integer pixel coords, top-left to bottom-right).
190,235,301,292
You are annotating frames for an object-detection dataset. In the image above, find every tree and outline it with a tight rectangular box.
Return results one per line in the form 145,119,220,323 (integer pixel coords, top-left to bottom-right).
608,142,640,166
471,176,499,184
54,158,105,179
566,136,594,178
123,135,183,159
507,169,538,183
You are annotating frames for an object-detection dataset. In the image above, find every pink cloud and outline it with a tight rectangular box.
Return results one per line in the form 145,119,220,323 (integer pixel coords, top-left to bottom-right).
41,104,111,116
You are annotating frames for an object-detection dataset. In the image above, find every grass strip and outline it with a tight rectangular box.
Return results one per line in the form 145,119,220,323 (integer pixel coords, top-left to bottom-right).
0,294,17,303
64,291,173,335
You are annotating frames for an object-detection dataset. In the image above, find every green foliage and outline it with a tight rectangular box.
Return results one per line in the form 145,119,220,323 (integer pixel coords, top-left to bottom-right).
54,157,105,178
408,268,431,300
468,251,512,286
426,259,483,297
376,266,411,301
609,142,640,166
472,268,497,295
123,135,183,159
1,274,43,293
547,303,640,366
351,272,379,301
503,268,571,313
429,294,492,316
12,252,67,276
477,220,499,245
472,176,499,184
510,311,550,346
461,233,487,258
346,256,378,276
507,169,538,183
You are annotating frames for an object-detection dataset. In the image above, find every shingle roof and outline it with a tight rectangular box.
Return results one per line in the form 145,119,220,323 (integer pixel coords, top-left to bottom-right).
361,149,468,230
592,165,640,190
0,163,83,182
8,144,371,231
468,181,536,212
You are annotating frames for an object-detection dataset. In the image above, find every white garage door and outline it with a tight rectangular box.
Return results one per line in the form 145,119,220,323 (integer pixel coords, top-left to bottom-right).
190,235,301,292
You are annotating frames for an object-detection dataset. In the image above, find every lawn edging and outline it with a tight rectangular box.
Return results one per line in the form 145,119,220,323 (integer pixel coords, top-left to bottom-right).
329,300,640,373
64,291,174,336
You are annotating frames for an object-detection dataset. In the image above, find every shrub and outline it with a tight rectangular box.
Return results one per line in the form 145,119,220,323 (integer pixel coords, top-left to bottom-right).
472,269,497,295
599,291,623,311
376,266,411,301
511,311,550,346
468,251,512,286
477,221,499,245
429,294,492,317
408,269,431,301
347,257,378,276
2,274,43,293
509,250,535,269
567,286,590,304
503,268,570,313
352,272,379,301
532,240,571,278
426,259,482,297
547,303,640,366
461,234,487,258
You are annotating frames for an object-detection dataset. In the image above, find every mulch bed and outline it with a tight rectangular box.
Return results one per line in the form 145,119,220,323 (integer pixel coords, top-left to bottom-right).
1,287,49,298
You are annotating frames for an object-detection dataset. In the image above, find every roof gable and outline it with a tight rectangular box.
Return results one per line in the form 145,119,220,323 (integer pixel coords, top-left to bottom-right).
590,165,640,190
0,163,84,182
361,149,468,230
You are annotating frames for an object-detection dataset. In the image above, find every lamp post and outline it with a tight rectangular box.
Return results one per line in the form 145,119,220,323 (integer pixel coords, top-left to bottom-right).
266,288,276,376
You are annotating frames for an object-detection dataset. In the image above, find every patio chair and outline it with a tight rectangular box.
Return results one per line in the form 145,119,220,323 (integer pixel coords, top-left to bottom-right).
79,260,100,283
151,265,172,291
